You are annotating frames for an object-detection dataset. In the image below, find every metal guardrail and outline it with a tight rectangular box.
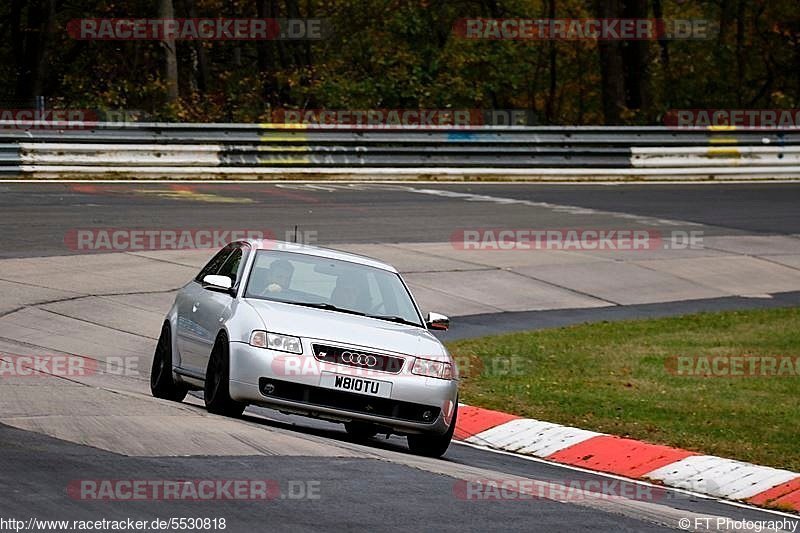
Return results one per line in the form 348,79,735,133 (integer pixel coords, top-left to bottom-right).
1,121,799,179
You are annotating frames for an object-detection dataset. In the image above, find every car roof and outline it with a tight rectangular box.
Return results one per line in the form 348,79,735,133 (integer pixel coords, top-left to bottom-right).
243,239,398,273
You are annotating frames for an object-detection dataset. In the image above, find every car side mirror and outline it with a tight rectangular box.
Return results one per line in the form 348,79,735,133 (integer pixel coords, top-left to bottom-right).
426,312,450,331
202,274,234,295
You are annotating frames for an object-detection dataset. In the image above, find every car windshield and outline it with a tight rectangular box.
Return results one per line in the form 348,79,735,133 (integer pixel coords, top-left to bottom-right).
244,250,423,327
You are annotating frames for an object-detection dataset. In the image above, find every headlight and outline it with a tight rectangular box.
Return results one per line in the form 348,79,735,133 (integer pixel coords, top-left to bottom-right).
411,357,453,380
249,331,303,354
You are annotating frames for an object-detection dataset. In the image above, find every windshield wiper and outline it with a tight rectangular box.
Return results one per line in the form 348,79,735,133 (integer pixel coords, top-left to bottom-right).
365,314,422,328
267,299,420,326
289,301,367,317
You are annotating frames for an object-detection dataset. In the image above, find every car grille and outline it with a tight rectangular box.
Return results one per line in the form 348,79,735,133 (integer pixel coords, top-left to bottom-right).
258,377,440,424
312,344,405,374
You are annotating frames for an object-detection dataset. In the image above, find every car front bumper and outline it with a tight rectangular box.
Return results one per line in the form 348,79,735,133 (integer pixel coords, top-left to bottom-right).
227,341,458,435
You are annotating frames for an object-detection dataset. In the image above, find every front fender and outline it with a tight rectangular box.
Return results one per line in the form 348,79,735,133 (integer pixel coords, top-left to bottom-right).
222,299,266,344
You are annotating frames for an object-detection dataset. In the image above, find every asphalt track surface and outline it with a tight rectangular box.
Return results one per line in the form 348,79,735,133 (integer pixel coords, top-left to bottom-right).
438,290,800,341
3,181,800,335
1,409,795,533
0,181,799,258
1,181,800,532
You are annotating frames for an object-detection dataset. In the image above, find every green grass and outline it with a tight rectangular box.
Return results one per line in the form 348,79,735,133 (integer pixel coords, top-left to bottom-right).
447,307,800,472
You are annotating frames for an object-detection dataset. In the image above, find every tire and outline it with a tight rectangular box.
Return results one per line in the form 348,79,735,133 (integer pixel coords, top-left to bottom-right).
344,421,378,442
204,332,246,417
150,322,188,402
407,402,458,458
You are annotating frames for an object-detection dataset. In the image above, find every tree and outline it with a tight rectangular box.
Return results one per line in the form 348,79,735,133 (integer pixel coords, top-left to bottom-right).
160,0,178,104
11,0,57,103
593,0,652,123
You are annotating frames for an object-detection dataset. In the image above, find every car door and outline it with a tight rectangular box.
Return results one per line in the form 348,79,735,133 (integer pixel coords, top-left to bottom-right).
175,244,234,373
187,243,249,374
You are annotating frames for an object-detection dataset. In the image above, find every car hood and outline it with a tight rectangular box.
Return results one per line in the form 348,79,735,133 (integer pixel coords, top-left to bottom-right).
245,299,447,358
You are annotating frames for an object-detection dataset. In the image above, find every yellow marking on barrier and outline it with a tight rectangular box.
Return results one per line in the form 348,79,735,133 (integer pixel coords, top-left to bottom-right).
707,147,741,158
258,122,309,130
256,145,311,152
258,126,309,143
708,125,737,131
256,155,312,164
709,137,738,145
257,123,309,159
258,134,306,142
134,188,254,204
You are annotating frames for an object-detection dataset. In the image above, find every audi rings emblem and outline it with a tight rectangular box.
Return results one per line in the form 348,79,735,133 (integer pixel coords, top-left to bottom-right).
341,351,378,367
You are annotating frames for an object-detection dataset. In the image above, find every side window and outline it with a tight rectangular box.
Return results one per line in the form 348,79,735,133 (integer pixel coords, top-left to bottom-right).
217,247,244,285
195,245,234,282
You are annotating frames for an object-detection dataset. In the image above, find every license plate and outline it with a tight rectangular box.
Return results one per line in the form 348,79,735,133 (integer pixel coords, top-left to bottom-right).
319,372,392,398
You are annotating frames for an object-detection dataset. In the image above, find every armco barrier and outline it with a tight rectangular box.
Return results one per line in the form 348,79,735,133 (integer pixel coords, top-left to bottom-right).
1,121,799,179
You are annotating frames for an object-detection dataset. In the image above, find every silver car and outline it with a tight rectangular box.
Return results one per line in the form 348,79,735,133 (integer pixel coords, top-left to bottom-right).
150,239,459,457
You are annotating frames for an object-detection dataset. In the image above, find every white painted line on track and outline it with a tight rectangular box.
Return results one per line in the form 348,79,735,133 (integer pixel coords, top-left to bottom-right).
404,186,704,227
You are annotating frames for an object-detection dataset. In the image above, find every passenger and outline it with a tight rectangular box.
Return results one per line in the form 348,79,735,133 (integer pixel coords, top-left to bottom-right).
330,272,368,310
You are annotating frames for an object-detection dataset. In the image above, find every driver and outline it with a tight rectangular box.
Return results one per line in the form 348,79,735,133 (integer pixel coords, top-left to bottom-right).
262,259,294,294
